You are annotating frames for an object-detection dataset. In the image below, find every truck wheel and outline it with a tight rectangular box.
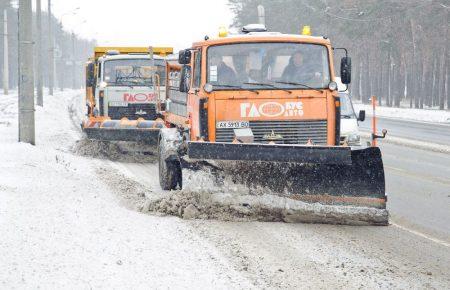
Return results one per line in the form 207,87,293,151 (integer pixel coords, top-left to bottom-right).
158,135,182,190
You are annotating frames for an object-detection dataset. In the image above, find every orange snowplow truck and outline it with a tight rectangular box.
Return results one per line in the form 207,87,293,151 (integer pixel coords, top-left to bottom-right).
83,46,173,143
158,25,386,210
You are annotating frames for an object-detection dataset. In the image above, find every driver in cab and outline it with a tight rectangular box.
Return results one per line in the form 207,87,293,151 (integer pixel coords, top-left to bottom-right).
210,55,237,85
282,51,321,84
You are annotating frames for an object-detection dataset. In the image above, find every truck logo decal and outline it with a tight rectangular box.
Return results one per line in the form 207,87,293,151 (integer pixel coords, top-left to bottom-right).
260,102,284,117
123,93,156,102
240,101,304,118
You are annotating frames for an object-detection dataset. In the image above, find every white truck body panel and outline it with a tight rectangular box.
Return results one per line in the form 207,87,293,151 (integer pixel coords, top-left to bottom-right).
95,54,166,120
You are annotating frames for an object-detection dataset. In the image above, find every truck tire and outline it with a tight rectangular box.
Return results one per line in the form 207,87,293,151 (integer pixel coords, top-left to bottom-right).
158,130,182,190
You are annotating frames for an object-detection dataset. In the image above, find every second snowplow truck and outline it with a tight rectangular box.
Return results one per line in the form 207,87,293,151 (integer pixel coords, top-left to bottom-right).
158,25,386,211
83,46,173,143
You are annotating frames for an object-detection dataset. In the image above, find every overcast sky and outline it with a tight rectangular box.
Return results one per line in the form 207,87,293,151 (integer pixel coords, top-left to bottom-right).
45,0,234,50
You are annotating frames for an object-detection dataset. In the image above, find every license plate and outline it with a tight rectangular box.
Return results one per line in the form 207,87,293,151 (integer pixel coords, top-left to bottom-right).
216,121,250,129
109,101,128,107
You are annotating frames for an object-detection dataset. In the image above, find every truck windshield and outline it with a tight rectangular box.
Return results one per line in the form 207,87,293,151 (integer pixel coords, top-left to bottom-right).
339,92,357,119
103,59,165,86
207,42,330,90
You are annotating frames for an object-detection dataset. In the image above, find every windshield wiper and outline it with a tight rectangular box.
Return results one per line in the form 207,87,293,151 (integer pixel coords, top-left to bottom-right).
341,114,354,119
214,84,259,94
116,77,153,88
243,82,292,94
273,81,323,93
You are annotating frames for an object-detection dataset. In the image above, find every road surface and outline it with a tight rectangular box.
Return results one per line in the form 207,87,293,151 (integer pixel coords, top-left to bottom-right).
114,140,450,288
358,116,450,241
115,151,450,288
376,141,450,241
360,116,450,146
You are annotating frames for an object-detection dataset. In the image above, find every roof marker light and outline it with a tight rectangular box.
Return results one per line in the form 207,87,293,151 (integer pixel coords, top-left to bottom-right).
219,26,228,37
302,25,312,36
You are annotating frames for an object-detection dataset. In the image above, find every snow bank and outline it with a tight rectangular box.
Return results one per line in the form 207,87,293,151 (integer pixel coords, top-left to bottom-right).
73,139,158,162
141,168,388,226
354,103,450,124
0,91,251,288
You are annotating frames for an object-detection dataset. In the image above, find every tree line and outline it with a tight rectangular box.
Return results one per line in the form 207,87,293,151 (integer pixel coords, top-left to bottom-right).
229,0,449,109
0,0,96,91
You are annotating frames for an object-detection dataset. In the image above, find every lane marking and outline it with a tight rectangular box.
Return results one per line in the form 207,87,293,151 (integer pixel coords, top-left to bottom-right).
391,222,450,248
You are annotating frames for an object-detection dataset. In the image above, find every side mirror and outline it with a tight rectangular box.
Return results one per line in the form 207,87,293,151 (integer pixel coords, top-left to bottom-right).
340,56,352,84
178,49,192,65
358,110,365,122
86,63,95,87
179,65,191,93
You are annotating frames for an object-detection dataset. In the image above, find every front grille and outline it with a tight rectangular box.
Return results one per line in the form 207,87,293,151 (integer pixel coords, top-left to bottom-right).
108,104,157,120
215,120,328,145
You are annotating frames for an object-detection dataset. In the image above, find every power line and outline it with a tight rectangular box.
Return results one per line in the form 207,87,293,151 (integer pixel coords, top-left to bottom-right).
317,1,436,23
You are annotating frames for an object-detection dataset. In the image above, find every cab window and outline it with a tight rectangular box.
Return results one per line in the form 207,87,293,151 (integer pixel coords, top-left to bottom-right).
193,51,202,88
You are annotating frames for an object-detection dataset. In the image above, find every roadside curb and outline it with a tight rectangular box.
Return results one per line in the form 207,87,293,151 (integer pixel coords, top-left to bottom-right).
364,115,450,127
360,132,450,154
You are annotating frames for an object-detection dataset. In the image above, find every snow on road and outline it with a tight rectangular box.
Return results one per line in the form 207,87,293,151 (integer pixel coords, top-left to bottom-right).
0,91,252,289
354,103,450,124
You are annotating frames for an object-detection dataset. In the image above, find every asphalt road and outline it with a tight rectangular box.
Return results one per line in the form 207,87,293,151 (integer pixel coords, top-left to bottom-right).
359,116,450,240
359,117,450,146
377,141,450,241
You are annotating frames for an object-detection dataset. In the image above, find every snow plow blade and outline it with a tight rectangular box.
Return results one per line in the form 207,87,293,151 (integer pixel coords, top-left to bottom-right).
83,120,165,144
187,142,386,210
188,142,352,165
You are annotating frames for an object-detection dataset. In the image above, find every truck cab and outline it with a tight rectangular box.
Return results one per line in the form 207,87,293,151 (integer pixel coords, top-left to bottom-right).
83,46,173,143
95,53,166,121
165,29,347,145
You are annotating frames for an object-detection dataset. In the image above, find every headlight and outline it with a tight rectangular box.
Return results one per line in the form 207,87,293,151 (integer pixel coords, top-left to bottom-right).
328,81,338,91
204,83,214,93
347,133,360,144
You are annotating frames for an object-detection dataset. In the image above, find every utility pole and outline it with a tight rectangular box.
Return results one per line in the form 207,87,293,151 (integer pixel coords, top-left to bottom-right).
18,0,35,144
48,0,54,95
71,32,76,89
3,9,9,95
36,0,43,106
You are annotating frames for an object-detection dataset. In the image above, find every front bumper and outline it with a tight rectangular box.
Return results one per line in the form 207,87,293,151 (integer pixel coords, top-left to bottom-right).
83,127,160,143
82,119,165,143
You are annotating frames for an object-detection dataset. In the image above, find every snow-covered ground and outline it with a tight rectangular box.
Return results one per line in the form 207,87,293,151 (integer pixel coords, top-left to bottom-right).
0,90,252,288
354,103,450,124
